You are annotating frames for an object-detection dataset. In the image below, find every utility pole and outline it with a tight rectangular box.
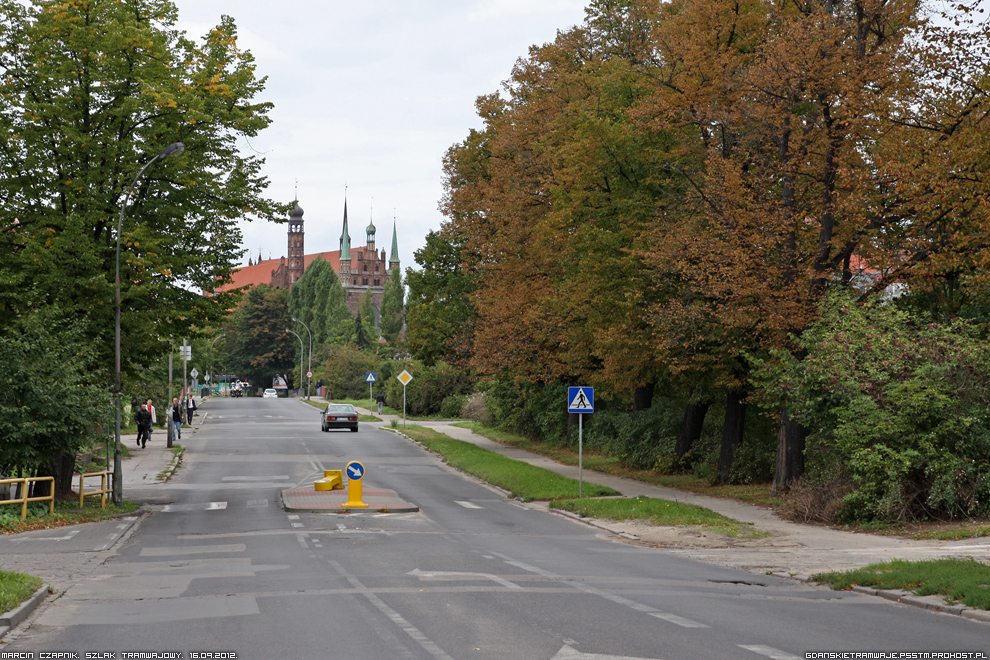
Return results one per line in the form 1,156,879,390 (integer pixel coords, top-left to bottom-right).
182,338,189,423
167,343,174,448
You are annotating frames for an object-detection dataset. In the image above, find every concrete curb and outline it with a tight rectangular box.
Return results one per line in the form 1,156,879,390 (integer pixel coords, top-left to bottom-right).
0,584,48,640
763,574,990,624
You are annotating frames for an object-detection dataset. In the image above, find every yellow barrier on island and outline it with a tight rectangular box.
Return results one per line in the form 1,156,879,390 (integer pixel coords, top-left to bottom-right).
314,469,343,491
343,460,369,508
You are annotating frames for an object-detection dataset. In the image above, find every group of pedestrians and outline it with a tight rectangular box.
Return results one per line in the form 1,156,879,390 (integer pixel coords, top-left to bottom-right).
135,395,196,448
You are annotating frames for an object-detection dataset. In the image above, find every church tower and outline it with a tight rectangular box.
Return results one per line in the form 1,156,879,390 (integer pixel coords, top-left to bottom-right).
339,199,351,279
287,202,305,285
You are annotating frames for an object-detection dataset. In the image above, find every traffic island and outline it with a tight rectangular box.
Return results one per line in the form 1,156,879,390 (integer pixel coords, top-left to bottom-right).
280,485,419,513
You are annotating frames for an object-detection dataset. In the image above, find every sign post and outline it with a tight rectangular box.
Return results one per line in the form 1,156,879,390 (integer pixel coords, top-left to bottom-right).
567,387,595,497
396,370,413,425
366,373,376,414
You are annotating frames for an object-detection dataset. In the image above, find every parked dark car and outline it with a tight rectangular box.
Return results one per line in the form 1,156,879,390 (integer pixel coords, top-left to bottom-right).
321,403,358,432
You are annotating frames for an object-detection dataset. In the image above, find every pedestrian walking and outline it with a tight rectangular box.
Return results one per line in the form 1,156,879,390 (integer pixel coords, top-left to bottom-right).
171,397,182,440
186,395,196,424
376,392,385,415
135,404,152,449
147,399,156,438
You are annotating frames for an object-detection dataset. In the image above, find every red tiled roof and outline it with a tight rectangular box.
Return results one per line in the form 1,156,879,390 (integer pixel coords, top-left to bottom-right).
214,250,343,293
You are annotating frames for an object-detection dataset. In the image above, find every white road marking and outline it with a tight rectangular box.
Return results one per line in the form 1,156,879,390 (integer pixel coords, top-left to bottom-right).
206,502,227,510
11,529,80,542
551,644,661,660
455,500,483,509
222,475,291,481
291,522,304,528
739,645,801,660
408,568,522,590
287,514,300,520
140,544,246,556
336,523,347,530
648,613,709,628
246,499,268,508
330,560,456,660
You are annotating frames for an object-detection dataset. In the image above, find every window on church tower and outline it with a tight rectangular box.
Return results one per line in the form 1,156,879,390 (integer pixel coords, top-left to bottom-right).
363,264,368,272
362,278,368,285
374,279,380,286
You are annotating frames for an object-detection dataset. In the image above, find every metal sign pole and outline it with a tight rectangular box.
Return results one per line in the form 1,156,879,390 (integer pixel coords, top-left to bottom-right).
579,413,583,498
403,384,407,425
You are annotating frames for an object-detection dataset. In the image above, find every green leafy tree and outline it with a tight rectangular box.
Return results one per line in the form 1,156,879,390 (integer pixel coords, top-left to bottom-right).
405,230,477,366
359,289,378,345
0,0,285,379
223,285,295,389
754,292,990,522
380,266,405,345
0,310,112,494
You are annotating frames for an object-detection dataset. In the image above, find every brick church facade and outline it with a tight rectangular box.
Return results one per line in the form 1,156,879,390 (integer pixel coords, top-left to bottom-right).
218,200,400,317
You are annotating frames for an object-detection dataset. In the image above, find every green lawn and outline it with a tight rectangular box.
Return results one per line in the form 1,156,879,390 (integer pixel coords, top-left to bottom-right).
0,570,43,614
397,424,618,501
813,559,990,610
0,499,141,534
551,496,769,538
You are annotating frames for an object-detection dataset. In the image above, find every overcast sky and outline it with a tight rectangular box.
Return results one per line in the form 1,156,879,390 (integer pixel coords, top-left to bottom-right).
170,0,589,275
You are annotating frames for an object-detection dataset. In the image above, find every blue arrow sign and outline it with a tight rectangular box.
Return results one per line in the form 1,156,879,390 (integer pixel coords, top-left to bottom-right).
346,461,365,480
567,387,594,413
366,372,376,383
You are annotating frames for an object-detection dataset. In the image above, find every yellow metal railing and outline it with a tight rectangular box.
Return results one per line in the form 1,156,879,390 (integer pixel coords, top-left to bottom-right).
0,476,55,519
78,470,111,509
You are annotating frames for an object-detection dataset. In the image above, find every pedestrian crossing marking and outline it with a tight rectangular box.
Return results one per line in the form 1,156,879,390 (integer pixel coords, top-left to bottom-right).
456,501,483,509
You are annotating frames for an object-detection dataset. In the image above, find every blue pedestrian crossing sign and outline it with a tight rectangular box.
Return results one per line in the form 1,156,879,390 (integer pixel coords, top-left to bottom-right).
567,387,595,413
366,373,376,383
346,461,365,481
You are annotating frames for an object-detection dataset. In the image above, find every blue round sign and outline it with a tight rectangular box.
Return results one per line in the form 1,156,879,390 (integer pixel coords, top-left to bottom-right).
346,461,365,481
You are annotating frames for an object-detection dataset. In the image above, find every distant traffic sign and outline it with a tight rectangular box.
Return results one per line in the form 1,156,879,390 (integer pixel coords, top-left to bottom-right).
567,387,594,413
366,373,377,383
396,370,413,386
306,371,313,379
190,368,199,379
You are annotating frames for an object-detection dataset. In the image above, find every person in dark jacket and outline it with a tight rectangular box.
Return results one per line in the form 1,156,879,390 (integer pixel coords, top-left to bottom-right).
135,404,152,449
376,392,385,415
171,397,182,440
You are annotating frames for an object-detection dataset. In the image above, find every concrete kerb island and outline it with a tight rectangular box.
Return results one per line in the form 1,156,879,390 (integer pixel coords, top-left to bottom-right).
280,484,419,513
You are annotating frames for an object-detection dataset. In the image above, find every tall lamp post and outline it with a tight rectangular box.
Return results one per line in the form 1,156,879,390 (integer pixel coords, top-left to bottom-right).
286,328,304,397
113,142,184,505
292,317,313,400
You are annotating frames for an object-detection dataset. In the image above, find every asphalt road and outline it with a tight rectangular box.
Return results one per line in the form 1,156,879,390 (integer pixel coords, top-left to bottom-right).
5,398,988,659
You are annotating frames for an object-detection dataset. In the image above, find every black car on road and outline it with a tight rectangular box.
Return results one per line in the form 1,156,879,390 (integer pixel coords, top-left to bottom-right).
321,403,358,432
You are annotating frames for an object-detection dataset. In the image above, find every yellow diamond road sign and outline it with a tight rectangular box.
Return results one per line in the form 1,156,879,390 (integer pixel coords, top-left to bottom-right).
397,370,413,386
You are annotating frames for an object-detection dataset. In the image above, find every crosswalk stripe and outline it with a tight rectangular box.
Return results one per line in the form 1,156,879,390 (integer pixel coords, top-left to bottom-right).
456,501,483,509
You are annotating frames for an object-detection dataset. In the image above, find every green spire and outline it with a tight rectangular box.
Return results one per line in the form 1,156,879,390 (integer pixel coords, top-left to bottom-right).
340,199,351,261
389,218,399,267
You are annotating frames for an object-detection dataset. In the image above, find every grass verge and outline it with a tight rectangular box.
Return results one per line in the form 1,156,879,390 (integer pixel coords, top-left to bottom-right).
550,497,769,538
0,499,141,534
0,570,43,614
453,421,781,508
813,559,990,610
397,424,618,501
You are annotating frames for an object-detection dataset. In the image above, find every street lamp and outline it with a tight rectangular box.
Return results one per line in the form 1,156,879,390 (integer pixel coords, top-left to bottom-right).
292,317,313,400
113,142,184,505
285,328,304,397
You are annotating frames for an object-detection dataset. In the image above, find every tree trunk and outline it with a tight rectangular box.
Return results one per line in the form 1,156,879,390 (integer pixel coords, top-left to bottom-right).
566,411,579,447
35,453,75,498
716,391,747,485
773,406,806,493
632,382,656,412
675,399,712,459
